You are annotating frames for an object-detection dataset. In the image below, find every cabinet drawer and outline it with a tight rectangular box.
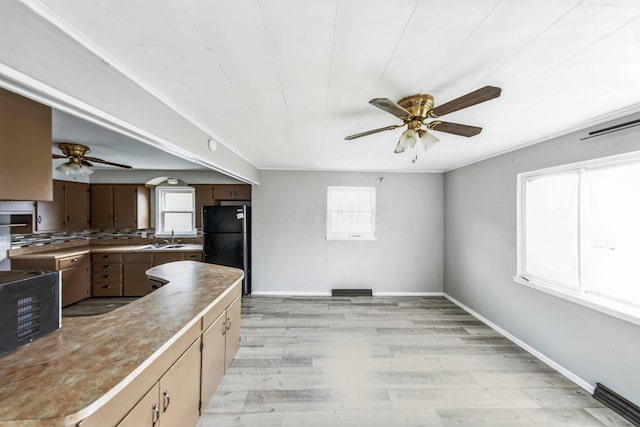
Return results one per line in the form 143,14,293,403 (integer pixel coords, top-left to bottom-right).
184,252,203,261
92,271,123,283
123,252,153,263
58,254,89,270
93,263,122,273
92,282,123,297
92,253,124,262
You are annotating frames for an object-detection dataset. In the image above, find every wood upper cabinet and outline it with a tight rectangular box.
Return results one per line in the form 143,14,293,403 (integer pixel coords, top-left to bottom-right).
212,184,251,201
90,184,150,229
0,88,52,201
35,180,65,232
36,180,90,232
65,181,90,230
191,185,213,229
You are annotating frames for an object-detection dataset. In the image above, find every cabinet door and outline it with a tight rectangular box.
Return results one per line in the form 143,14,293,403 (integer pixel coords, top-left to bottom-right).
123,262,153,296
35,180,65,231
117,383,160,427
212,184,234,201
224,296,241,371
158,341,201,427
201,312,226,410
113,185,138,229
0,87,52,202
91,184,113,228
233,185,251,200
65,181,90,230
61,263,90,306
192,185,213,229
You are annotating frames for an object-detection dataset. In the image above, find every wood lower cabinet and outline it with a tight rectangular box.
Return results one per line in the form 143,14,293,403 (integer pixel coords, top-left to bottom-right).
158,340,201,426
91,253,123,297
12,253,91,307
153,252,184,266
60,255,91,306
117,384,159,427
123,253,153,296
200,295,241,408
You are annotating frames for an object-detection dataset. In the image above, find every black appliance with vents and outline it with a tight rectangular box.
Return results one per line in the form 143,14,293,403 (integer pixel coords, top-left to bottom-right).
0,270,60,356
202,205,251,295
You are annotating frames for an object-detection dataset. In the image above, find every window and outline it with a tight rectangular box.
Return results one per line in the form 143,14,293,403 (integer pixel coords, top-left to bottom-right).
155,186,196,237
516,152,640,325
326,186,376,240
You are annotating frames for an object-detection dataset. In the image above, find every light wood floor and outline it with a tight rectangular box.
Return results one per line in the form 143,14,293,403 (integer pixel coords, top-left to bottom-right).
198,296,631,426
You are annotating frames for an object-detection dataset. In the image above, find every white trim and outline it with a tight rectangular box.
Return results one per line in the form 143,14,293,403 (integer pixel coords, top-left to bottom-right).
514,277,640,327
250,291,332,297
373,292,444,297
444,293,594,394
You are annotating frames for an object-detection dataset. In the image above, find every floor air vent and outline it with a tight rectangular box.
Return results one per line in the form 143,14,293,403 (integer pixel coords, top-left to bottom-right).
593,383,640,426
331,289,373,297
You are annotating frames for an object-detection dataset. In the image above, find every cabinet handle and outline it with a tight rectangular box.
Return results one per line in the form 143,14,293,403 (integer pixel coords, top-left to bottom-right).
151,403,159,427
103,275,111,279
222,318,227,335
102,285,111,289
102,255,109,258
103,265,111,269
162,390,170,412
71,258,79,263
37,215,42,224
226,318,232,331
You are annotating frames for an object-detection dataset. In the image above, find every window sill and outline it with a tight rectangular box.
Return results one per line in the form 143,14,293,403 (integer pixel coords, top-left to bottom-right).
513,276,640,327
155,233,197,239
326,236,377,241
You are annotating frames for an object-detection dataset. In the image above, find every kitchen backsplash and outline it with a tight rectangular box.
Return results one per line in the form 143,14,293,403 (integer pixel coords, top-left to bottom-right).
9,229,204,249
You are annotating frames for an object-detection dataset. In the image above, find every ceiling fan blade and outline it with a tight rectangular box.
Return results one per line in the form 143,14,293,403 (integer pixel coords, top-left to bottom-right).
427,121,482,137
52,154,67,159
85,156,132,169
430,86,501,117
345,125,402,141
81,160,94,167
369,98,413,120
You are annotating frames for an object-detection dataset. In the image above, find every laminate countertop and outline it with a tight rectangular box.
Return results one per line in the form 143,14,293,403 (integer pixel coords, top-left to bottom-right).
0,261,243,426
10,244,203,260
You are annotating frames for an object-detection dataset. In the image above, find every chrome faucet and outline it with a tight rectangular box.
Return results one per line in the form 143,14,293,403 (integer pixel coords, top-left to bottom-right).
163,230,181,245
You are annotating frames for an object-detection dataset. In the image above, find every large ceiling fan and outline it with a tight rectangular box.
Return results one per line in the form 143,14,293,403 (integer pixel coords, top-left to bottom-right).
52,143,132,176
345,86,501,162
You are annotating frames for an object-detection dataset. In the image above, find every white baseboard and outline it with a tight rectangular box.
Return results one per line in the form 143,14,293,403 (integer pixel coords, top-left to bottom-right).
374,292,444,297
444,293,594,394
250,291,332,297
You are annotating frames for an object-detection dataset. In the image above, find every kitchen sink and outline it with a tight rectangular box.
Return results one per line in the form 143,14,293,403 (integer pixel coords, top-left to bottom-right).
135,243,186,250
160,244,185,249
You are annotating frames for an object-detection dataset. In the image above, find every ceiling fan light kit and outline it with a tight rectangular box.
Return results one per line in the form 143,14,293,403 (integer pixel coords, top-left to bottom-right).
345,86,501,162
53,142,132,174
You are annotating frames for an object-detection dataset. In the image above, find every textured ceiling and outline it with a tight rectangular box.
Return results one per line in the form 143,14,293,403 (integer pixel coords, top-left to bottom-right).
33,0,640,172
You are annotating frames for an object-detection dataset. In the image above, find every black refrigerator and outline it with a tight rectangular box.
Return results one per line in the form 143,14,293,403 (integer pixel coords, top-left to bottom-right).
202,205,251,295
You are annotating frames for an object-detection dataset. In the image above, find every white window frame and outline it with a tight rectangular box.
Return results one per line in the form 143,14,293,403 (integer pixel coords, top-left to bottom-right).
155,186,197,238
326,186,377,241
515,150,640,326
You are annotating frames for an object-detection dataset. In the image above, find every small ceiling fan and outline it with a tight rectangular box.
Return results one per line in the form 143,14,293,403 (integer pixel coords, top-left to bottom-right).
52,143,132,176
345,86,501,162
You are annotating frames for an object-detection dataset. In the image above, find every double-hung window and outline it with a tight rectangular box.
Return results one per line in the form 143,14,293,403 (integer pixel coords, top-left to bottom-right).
516,152,640,325
326,186,376,240
155,186,196,237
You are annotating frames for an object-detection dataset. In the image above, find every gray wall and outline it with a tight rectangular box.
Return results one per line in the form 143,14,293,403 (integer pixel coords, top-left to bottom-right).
444,114,640,403
252,171,443,294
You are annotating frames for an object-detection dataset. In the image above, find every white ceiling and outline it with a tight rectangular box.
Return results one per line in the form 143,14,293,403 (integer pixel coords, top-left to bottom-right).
33,0,640,172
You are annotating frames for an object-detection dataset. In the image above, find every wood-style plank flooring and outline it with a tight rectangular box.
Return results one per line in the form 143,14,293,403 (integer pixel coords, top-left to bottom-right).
198,296,632,426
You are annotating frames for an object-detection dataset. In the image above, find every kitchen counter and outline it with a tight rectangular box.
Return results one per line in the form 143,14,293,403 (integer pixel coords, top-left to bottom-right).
10,243,203,260
0,261,243,426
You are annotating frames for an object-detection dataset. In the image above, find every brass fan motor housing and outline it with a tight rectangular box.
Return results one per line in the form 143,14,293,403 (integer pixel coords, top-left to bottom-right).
397,94,434,120
58,143,91,158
